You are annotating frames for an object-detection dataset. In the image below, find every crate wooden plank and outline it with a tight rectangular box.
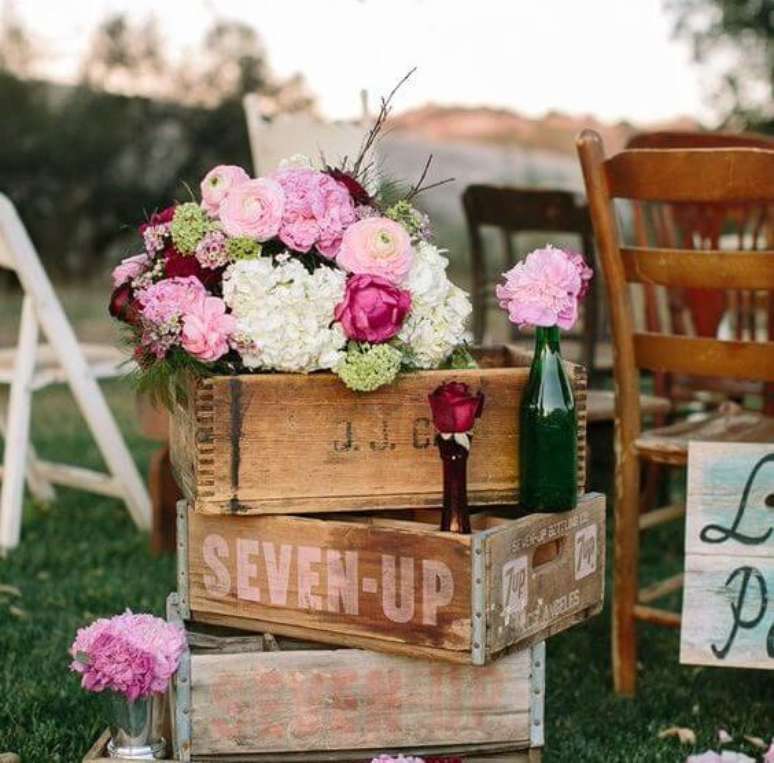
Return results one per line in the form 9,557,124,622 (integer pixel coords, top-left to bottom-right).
170,347,587,515
181,494,605,664
167,595,543,762
680,443,774,670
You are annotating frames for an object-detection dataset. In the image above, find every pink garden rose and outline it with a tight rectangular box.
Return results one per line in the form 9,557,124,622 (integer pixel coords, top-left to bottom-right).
112,253,149,288
336,217,413,284
181,296,236,362
496,246,583,330
334,274,411,343
219,177,285,241
272,167,356,256
200,164,250,216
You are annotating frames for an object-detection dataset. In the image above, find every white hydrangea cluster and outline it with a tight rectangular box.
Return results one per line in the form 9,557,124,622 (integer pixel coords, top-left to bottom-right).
399,241,473,368
222,255,347,373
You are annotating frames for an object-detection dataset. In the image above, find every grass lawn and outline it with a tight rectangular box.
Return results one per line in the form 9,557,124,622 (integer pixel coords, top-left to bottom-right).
0,381,770,762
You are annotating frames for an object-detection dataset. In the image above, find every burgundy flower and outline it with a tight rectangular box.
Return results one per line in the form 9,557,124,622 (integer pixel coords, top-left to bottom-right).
334,274,411,343
164,245,222,288
108,283,140,326
139,205,175,235
428,382,485,433
326,168,372,206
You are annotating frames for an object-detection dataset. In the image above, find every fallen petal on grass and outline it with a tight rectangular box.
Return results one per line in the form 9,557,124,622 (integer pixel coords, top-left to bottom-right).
718,729,732,745
8,606,29,619
660,726,697,745
742,736,766,750
0,584,21,597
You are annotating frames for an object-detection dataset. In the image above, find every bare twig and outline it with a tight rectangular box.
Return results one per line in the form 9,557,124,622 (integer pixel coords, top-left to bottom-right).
404,154,454,201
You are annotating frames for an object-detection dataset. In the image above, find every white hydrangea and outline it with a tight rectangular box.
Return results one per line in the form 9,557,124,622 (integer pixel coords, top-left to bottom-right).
222,256,347,373
400,242,473,369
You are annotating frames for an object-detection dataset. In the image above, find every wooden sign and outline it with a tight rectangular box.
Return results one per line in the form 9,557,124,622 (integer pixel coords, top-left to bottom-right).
179,494,605,665
680,442,774,670
169,346,587,515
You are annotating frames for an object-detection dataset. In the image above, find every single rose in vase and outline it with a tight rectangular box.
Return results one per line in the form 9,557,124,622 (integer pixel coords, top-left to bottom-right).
428,381,485,534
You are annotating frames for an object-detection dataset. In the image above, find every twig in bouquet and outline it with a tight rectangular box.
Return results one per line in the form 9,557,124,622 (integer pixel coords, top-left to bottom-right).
351,67,417,179
404,154,455,201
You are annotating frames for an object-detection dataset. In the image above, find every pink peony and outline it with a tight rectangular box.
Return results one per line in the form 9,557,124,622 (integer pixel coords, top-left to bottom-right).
181,296,236,362
272,167,356,256
70,611,186,701
200,164,250,216
496,246,583,330
336,217,413,284
334,274,411,343
136,276,207,325
566,250,593,299
219,177,285,241
112,253,150,288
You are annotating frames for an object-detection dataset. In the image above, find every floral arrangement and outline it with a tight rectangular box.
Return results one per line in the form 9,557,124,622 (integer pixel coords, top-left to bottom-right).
110,81,473,401
70,612,186,701
496,245,593,330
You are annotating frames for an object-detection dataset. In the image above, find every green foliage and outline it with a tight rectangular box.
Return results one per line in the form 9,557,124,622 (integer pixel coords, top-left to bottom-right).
129,347,213,411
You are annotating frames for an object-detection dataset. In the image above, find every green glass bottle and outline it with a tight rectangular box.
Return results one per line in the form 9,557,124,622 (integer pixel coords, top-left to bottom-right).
519,325,577,512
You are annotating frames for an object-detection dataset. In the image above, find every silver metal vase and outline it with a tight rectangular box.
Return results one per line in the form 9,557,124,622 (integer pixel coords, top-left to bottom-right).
106,691,167,759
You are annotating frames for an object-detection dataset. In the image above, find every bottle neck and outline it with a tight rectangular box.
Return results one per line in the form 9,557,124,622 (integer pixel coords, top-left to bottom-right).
534,325,561,355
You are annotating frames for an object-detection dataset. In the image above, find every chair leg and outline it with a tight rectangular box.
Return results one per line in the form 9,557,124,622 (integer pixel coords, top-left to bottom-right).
612,452,641,696
0,298,38,552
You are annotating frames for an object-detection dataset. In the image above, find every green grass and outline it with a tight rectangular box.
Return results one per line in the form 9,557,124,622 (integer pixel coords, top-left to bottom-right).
0,383,771,762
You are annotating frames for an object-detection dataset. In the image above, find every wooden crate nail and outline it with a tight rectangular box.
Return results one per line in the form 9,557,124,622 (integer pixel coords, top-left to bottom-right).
169,346,587,515
177,493,605,665
167,594,544,762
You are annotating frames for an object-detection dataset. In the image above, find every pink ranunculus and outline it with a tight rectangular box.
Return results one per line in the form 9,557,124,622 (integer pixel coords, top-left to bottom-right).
496,246,582,330
336,217,413,283
272,167,356,256
112,253,150,288
334,274,411,343
219,177,285,241
566,250,594,299
181,296,236,362
200,164,250,216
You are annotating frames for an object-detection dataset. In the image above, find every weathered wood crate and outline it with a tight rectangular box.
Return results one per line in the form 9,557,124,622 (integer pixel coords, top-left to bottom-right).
170,346,587,515
176,493,605,664
166,593,544,762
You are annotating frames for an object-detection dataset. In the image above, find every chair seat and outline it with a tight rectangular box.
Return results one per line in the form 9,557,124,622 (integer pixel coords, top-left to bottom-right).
0,343,130,389
635,407,774,466
586,390,671,423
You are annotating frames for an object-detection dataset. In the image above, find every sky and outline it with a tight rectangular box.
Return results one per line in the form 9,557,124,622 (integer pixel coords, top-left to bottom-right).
10,0,711,124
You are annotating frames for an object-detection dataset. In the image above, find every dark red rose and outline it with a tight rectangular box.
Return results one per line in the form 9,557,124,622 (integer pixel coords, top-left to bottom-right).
108,282,140,326
428,382,485,433
326,168,372,206
139,205,176,235
164,245,222,288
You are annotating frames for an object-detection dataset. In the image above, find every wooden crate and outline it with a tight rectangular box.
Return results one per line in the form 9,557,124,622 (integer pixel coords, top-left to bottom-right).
166,594,544,762
177,493,605,665
169,346,587,515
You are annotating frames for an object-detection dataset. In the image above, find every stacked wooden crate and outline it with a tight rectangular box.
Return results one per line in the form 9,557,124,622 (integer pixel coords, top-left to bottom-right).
164,346,605,762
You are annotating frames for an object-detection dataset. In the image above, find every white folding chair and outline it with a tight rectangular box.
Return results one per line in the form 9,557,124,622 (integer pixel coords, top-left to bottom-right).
0,193,151,552
243,92,374,175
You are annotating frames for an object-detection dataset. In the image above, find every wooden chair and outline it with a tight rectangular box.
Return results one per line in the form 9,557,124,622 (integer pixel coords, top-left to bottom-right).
0,194,151,552
576,130,774,695
243,93,371,175
462,185,599,374
626,130,774,412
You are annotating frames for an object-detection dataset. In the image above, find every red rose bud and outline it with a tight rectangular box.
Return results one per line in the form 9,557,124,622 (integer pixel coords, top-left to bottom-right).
326,168,372,206
428,381,484,434
108,283,140,326
164,244,222,288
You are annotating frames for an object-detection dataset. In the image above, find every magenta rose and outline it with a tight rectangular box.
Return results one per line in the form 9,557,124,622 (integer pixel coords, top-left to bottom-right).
336,217,413,284
219,177,285,241
334,274,411,343
428,382,485,433
200,164,250,216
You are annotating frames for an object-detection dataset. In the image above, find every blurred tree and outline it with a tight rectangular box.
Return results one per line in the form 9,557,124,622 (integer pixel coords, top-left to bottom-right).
667,0,774,131
0,12,315,277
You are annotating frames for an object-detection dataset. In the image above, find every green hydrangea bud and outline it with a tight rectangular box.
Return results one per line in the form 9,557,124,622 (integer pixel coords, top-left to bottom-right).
226,237,262,261
385,200,426,238
170,202,209,254
336,343,402,392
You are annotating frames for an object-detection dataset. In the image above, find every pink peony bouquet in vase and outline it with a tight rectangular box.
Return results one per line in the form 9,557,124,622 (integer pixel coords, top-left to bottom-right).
110,82,474,403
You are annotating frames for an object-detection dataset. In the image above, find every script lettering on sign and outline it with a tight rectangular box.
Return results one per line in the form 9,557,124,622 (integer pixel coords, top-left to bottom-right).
680,443,774,670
